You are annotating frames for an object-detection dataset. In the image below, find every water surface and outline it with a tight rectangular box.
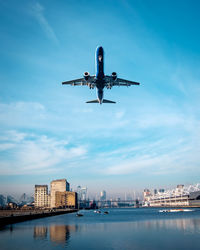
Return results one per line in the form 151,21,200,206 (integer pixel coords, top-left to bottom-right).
1,208,200,250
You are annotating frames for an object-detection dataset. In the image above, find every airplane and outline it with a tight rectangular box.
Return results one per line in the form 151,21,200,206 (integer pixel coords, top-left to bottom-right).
62,46,140,104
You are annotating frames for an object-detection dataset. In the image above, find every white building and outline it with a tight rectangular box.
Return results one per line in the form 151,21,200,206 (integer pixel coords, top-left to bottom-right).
34,185,50,208
144,184,200,207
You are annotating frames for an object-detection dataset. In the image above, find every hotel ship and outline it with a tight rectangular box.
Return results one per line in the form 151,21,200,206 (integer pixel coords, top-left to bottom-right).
143,184,200,207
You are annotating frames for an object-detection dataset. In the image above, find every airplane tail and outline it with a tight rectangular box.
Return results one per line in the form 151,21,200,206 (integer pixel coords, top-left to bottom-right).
86,99,99,103
103,99,116,103
86,99,116,104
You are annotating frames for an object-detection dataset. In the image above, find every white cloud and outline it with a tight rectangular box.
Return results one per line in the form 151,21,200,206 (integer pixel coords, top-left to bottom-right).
0,101,46,128
0,143,15,151
94,130,200,176
115,111,125,119
30,2,58,44
0,131,87,175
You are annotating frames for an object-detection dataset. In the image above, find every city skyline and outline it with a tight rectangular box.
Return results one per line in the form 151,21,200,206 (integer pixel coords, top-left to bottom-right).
0,0,200,195
1,180,200,204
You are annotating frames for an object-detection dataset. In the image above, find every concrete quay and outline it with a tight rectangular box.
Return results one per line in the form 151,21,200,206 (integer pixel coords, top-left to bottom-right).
0,208,78,226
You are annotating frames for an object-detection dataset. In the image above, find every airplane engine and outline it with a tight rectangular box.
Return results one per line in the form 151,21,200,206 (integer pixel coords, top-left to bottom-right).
84,72,90,81
111,72,117,80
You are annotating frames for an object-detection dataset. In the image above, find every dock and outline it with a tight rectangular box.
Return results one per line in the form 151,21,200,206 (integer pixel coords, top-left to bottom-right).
0,209,78,226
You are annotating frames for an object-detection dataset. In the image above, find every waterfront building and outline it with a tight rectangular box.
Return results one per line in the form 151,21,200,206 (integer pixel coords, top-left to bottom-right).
144,184,200,207
55,191,77,208
34,185,50,208
143,188,151,205
51,179,70,208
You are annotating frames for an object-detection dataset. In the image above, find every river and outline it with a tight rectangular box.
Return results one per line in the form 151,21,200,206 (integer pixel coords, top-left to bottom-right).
1,208,200,249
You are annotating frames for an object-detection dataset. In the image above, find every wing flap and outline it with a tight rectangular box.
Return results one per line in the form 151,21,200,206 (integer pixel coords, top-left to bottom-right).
62,78,87,86
62,76,96,86
117,78,140,85
104,76,140,87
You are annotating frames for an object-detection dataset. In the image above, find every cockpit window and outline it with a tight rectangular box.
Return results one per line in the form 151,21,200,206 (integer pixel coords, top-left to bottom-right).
98,55,102,62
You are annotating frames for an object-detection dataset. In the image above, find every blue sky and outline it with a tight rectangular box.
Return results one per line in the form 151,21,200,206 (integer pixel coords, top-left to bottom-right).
0,0,200,197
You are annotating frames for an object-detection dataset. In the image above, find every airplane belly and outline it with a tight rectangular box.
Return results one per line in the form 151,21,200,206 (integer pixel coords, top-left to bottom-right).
96,46,104,80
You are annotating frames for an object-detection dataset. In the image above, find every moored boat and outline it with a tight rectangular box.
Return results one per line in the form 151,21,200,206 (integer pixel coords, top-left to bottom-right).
76,212,84,217
159,208,194,213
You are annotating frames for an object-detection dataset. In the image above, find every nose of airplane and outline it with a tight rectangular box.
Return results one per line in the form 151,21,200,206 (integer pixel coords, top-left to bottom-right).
96,46,103,53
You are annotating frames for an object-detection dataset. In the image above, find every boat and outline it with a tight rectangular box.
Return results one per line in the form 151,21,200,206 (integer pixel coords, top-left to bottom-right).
104,211,109,214
76,212,84,217
159,209,194,213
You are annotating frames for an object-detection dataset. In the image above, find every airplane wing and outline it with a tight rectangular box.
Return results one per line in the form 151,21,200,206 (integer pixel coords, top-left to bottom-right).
105,76,140,87
115,77,140,86
62,76,96,86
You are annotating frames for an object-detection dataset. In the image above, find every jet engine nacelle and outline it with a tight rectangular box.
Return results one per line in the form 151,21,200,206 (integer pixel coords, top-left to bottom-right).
84,72,90,81
112,72,117,80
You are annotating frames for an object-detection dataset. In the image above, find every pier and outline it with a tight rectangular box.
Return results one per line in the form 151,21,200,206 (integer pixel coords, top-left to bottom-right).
0,209,78,226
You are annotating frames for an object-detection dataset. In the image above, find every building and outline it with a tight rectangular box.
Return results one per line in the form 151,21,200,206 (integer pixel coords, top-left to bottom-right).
144,184,200,207
143,188,151,205
55,191,77,208
100,190,106,201
51,179,70,208
77,186,87,201
143,189,151,197
34,185,50,208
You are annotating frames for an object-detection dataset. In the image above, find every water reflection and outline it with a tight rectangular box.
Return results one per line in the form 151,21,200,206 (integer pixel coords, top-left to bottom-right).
34,226,47,239
50,225,70,245
133,218,200,235
32,218,200,247
34,224,78,246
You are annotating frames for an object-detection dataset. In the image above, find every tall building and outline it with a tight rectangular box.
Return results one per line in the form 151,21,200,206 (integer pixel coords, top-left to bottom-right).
76,186,87,201
51,179,70,208
55,191,77,208
100,190,106,201
77,186,81,200
34,185,50,208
